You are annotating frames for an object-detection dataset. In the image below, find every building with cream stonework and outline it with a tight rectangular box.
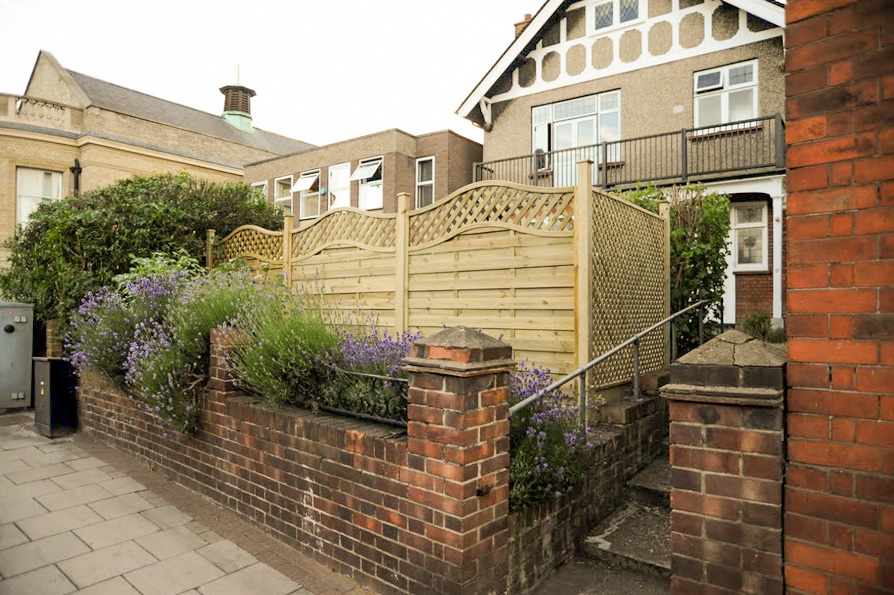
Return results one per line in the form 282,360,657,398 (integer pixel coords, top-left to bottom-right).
0,50,315,265
458,0,787,327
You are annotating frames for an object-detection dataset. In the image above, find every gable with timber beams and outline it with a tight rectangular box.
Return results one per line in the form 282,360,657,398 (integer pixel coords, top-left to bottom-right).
458,0,785,128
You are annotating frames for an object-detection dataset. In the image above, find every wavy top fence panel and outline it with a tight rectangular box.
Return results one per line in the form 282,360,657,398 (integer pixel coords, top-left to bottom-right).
209,173,669,384
211,226,284,272
408,181,575,248
291,208,396,258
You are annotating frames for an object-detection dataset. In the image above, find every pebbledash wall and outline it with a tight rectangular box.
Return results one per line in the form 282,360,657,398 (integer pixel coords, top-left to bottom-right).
78,327,666,595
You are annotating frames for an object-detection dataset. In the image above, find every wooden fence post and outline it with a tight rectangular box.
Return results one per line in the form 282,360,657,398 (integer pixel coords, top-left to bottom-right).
395,193,410,334
282,214,294,286
659,200,671,367
205,229,215,270
573,160,593,370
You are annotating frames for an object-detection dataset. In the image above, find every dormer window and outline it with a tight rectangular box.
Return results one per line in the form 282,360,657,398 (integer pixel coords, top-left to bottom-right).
588,0,642,34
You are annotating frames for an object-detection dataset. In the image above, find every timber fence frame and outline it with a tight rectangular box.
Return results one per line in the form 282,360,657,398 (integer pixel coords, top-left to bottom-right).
209,160,670,386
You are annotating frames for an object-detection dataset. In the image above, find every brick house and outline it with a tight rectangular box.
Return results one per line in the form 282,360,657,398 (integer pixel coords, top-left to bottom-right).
457,0,787,328
0,50,315,265
243,128,482,226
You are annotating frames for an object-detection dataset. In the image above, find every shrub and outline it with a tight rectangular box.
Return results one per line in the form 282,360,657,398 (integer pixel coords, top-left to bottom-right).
0,172,283,332
615,184,731,352
67,272,186,382
742,310,786,343
320,324,422,423
508,362,593,508
224,290,339,409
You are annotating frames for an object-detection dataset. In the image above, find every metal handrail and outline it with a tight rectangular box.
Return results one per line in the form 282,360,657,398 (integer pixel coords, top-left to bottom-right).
509,300,711,426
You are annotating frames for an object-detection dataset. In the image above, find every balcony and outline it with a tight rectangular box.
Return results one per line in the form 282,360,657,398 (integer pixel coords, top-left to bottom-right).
473,114,785,189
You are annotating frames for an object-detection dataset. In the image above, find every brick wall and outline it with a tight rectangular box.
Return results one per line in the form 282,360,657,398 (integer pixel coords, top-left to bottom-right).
785,1,894,593
78,327,664,594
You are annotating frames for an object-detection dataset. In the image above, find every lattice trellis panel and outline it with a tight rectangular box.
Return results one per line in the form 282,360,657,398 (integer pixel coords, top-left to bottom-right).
213,226,284,266
589,191,668,388
409,183,574,248
291,209,396,258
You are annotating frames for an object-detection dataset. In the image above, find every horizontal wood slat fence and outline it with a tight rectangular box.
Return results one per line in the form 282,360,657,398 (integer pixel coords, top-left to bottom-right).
210,161,669,384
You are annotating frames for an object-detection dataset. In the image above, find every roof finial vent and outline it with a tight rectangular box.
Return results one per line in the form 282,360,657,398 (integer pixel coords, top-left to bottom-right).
220,66,256,133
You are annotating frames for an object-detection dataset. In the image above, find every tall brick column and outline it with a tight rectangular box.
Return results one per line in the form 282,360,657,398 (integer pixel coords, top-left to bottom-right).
402,326,514,595
662,330,786,594
786,1,894,593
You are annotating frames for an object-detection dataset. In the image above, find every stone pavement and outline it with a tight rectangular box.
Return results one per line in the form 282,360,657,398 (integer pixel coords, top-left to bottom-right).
0,410,365,595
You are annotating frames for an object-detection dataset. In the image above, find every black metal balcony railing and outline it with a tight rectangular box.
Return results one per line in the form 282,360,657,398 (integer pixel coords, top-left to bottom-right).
473,114,785,189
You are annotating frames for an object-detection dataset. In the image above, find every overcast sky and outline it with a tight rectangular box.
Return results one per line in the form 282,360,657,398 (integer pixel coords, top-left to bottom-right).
0,0,534,147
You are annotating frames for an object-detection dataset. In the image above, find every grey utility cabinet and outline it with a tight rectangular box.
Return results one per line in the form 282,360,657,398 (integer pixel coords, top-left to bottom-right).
1,301,34,409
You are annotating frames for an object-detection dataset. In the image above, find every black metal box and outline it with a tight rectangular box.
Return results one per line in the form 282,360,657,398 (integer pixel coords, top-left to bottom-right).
33,357,77,438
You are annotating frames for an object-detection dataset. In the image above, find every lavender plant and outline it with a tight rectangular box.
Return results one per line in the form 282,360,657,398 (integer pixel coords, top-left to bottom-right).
66,272,186,382
509,361,594,508
320,323,422,422
224,289,339,409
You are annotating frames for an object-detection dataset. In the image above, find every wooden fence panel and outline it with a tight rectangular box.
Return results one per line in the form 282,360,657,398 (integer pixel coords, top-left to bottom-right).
209,173,669,381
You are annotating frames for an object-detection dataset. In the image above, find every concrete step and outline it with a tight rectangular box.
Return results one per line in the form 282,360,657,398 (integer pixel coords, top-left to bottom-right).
582,500,671,579
628,455,670,507
531,555,669,595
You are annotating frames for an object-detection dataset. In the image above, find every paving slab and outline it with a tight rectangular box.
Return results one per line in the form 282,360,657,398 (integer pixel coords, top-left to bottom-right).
98,477,145,496
124,551,226,595
37,484,113,511
197,561,300,595
0,478,62,504
72,576,142,595
57,540,158,588
52,468,113,490
0,524,29,550
0,562,77,595
6,462,74,485
196,540,257,573
88,492,154,520
136,525,208,559
0,531,90,577
141,505,192,529
65,457,107,472
16,504,105,541
0,497,47,524
74,512,160,549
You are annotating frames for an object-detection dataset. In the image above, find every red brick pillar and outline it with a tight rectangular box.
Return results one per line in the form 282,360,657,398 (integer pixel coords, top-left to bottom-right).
403,326,514,595
786,1,894,593
205,328,240,422
662,330,786,594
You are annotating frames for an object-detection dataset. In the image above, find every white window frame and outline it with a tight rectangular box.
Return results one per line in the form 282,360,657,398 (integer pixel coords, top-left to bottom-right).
328,162,351,209
273,176,293,216
295,170,321,220
251,180,268,197
415,156,435,209
731,201,768,272
532,90,622,165
693,60,759,132
585,0,644,36
352,157,384,211
16,167,62,227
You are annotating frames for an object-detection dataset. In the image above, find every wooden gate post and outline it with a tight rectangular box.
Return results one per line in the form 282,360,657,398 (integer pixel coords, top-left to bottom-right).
282,214,293,286
205,229,215,270
573,159,593,369
395,193,410,334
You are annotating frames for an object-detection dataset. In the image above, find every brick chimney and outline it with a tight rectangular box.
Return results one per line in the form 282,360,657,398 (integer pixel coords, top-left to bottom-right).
514,13,533,38
219,84,256,133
